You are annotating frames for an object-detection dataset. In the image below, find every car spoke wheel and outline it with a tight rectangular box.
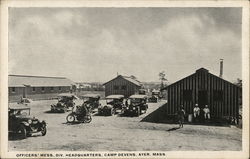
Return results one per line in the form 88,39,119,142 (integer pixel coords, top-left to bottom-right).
111,108,115,116
66,114,75,123
41,126,47,136
17,125,27,139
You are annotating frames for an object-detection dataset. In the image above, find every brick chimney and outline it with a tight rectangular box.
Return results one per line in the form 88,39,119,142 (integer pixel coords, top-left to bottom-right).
219,59,223,78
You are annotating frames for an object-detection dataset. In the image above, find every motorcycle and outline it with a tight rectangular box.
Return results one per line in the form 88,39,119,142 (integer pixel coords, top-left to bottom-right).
66,105,92,123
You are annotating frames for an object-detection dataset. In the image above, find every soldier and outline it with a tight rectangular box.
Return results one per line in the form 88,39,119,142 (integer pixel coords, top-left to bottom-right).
193,104,200,122
177,105,185,128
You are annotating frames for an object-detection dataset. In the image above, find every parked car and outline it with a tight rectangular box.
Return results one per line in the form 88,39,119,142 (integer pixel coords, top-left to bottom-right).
8,104,47,139
148,90,161,103
98,95,125,116
138,89,147,95
51,93,78,113
80,94,101,113
124,94,148,116
17,97,32,104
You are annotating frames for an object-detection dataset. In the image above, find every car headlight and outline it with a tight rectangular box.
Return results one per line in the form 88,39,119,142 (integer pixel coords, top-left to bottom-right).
28,119,32,124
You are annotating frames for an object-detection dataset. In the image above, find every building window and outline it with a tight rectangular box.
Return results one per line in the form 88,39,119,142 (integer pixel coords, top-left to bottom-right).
121,85,127,90
11,87,15,93
59,87,62,91
183,90,192,101
50,87,54,91
213,90,223,101
32,87,36,92
114,85,119,90
41,87,45,92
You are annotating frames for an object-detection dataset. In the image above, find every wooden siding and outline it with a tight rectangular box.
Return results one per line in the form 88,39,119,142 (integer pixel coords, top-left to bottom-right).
105,76,141,98
165,68,241,118
9,86,71,102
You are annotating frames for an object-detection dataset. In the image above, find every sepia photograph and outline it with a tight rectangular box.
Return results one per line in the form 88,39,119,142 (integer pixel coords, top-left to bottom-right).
0,0,249,158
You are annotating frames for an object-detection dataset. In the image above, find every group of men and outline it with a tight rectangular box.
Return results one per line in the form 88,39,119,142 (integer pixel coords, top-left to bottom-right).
177,104,211,128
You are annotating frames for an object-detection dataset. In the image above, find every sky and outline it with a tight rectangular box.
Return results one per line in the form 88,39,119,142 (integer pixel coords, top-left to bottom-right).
9,7,242,83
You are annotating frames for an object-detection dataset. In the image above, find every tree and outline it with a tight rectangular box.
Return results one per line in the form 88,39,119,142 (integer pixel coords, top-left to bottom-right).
159,71,167,89
235,78,242,87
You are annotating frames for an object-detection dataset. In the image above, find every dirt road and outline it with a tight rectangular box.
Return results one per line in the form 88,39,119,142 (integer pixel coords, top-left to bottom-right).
9,100,241,151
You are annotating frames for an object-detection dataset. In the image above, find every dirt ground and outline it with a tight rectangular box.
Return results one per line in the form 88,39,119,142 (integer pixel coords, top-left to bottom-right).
9,100,242,151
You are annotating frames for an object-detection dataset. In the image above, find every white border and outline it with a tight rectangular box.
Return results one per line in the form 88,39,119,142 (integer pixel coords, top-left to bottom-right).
0,1,249,158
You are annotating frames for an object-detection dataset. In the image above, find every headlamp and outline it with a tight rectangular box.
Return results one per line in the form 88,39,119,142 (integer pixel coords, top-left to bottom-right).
28,119,32,124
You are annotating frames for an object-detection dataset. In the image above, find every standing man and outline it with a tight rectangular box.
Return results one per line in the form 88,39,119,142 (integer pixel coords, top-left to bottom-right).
177,105,185,128
193,104,200,122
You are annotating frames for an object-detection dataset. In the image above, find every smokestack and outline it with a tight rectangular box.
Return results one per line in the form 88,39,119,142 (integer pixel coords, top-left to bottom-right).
219,59,223,78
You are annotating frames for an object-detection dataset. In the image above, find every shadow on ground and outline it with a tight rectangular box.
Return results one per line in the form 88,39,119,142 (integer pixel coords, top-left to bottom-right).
44,110,66,114
141,105,232,127
9,132,43,141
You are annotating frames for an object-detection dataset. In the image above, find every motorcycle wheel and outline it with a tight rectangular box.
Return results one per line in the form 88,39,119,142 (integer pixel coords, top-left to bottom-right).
66,114,75,123
18,125,27,139
41,126,47,136
84,115,92,123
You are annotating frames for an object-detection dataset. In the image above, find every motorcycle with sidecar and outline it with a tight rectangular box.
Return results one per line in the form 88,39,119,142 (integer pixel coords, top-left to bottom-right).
66,105,92,123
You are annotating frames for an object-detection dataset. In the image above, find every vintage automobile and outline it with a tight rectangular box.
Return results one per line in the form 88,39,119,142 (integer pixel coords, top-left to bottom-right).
148,90,161,103
138,89,147,95
80,94,101,113
17,97,32,104
8,104,47,139
98,95,125,116
124,94,148,116
51,93,78,113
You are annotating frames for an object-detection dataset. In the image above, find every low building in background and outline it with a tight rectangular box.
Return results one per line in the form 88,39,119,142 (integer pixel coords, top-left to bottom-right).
103,75,142,98
9,75,75,102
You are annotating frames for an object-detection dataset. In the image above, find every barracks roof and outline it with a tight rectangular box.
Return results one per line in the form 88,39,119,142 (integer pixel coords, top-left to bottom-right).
103,75,141,86
9,75,75,87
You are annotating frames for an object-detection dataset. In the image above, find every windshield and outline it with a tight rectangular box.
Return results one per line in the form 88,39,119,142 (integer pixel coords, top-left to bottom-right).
106,99,114,104
10,109,30,116
129,98,143,104
83,97,90,102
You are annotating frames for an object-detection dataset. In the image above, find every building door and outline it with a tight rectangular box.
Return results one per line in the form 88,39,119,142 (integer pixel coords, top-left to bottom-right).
198,90,208,108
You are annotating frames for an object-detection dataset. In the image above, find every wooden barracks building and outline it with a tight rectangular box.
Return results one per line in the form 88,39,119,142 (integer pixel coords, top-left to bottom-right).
103,75,142,98
162,68,241,119
9,75,75,102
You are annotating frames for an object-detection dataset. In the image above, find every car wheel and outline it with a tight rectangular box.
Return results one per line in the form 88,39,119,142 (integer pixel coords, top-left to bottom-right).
41,126,47,136
18,125,27,139
110,108,115,116
66,114,75,123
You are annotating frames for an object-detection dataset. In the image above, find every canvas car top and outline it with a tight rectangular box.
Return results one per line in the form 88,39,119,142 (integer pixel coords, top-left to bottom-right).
105,95,124,99
129,94,147,99
9,103,30,110
152,90,160,93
